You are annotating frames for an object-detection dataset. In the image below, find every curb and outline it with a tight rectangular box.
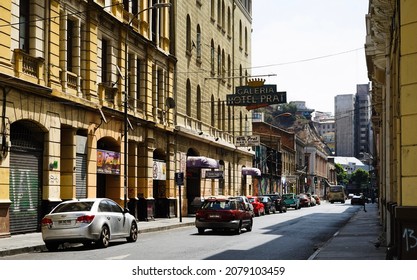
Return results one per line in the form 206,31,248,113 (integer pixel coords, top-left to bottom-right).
138,222,195,234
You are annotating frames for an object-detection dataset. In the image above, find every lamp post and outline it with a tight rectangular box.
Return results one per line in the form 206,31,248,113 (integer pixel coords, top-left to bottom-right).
123,2,171,209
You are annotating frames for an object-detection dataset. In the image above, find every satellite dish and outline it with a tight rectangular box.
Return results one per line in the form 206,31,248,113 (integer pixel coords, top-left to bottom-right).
166,97,176,109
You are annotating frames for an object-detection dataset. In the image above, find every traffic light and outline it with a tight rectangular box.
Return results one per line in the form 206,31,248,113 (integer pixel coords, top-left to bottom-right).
314,176,317,184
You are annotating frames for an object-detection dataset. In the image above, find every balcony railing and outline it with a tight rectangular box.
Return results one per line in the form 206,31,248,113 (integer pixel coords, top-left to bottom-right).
13,49,45,85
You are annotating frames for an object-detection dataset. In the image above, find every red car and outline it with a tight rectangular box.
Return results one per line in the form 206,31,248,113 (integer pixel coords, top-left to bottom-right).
298,193,312,207
195,197,253,235
246,195,265,216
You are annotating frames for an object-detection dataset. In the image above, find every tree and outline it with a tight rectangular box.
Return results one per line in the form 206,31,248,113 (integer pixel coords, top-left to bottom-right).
351,168,370,192
335,163,349,186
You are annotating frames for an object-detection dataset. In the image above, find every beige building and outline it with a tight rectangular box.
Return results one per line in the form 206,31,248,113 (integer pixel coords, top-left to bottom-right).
366,0,417,259
173,0,254,215
0,0,254,236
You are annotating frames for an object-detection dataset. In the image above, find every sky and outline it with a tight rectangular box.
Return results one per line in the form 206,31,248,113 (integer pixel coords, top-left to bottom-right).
251,0,370,115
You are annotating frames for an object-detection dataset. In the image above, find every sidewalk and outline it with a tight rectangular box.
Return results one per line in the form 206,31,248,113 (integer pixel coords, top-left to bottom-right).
310,202,386,260
0,203,386,259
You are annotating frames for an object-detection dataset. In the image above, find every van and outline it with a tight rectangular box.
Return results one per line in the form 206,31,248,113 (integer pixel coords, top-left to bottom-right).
327,185,346,203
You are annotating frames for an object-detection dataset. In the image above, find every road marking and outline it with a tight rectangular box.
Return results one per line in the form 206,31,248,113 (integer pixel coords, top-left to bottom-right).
106,254,130,260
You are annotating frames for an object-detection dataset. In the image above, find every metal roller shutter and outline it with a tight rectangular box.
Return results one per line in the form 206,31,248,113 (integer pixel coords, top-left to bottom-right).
9,150,42,234
76,153,87,198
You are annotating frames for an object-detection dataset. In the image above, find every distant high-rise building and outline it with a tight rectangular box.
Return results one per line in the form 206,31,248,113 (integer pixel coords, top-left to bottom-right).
334,84,373,158
354,84,373,158
335,94,355,156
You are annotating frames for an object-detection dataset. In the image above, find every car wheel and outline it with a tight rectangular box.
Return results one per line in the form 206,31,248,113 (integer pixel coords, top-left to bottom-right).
97,225,110,248
45,241,60,252
127,221,138,243
246,219,253,232
198,228,205,234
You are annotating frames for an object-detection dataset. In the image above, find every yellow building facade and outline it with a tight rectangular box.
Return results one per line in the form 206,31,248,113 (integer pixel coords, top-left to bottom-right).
366,0,417,259
0,0,255,237
0,0,176,236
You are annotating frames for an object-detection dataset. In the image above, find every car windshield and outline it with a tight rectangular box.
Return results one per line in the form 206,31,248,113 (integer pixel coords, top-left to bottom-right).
329,186,343,192
247,197,255,203
282,194,293,199
201,200,237,210
52,202,94,213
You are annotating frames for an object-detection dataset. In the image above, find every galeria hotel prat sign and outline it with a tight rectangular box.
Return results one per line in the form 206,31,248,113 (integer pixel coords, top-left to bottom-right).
226,84,287,106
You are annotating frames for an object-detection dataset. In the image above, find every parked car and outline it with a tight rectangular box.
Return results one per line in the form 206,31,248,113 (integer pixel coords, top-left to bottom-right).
306,193,316,206
246,195,265,216
41,198,138,251
298,193,312,207
195,197,253,234
312,194,321,205
258,196,276,214
228,196,255,217
282,193,300,209
351,193,366,205
263,193,287,213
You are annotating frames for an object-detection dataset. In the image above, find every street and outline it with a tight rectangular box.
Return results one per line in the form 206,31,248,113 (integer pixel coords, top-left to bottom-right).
1,202,361,260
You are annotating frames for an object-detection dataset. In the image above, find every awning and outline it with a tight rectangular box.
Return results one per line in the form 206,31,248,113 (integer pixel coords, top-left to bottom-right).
242,167,261,176
186,156,219,169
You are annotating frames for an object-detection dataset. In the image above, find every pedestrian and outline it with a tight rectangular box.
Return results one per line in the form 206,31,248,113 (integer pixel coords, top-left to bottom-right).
362,194,367,212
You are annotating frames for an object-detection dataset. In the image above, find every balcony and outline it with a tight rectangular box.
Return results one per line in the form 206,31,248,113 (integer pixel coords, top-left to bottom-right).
13,49,45,86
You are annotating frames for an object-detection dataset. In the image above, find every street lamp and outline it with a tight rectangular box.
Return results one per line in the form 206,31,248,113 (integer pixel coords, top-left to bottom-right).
123,2,171,209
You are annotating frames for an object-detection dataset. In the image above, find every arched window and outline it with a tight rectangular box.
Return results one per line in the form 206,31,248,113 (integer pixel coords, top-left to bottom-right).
186,15,192,53
211,95,215,127
217,45,221,76
227,7,231,36
197,85,202,120
222,49,226,79
211,40,215,74
186,79,192,117
239,20,242,49
227,54,231,84
211,0,215,20
217,98,221,129
196,25,202,60
245,27,248,53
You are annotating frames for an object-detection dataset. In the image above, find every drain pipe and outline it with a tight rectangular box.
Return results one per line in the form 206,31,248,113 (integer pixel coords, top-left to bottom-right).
0,87,10,160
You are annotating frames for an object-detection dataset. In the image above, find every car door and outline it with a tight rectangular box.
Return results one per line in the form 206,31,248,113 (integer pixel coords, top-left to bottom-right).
99,200,123,238
107,199,127,238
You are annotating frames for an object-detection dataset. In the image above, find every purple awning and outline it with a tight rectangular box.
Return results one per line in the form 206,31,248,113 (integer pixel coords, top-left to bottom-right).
242,167,261,176
186,156,219,169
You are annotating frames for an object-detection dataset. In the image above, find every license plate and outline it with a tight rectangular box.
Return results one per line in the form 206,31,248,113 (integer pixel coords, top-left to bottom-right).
209,214,220,218
58,219,72,225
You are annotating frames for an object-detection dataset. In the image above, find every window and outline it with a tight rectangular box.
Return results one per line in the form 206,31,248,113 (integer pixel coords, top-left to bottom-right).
239,21,242,49
217,45,221,75
186,15,192,53
19,0,30,52
67,19,75,72
136,58,142,108
210,40,215,74
196,25,201,61
123,0,129,12
101,39,109,83
186,79,192,117
196,86,201,120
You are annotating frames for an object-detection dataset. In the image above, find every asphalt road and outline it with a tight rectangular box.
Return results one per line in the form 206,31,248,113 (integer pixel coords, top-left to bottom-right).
1,202,358,260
